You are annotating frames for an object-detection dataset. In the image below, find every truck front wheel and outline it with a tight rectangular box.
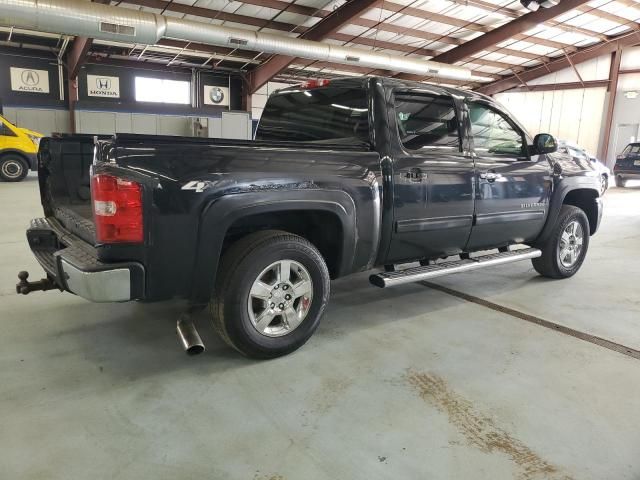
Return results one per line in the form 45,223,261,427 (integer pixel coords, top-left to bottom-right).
210,230,330,359
0,155,28,182
532,205,590,279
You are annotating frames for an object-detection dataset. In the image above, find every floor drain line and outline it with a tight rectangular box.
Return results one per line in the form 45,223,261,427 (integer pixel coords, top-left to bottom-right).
420,281,640,361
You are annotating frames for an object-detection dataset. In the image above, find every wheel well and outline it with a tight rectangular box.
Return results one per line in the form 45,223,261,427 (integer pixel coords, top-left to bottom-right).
0,151,29,165
222,210,344,278
563,189,599,234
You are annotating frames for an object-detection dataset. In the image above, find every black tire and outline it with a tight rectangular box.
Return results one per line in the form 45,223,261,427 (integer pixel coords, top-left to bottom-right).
210,230,330,359
0,155,28,182
532,205,590,279
615,175,626,188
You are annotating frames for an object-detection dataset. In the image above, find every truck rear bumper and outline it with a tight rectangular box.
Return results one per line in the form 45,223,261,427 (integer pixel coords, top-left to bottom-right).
613,167,640,178
25,218,145,302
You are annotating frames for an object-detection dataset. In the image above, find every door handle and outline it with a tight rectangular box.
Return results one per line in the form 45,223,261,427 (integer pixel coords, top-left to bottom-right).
480,171,502,182
405,168,424,182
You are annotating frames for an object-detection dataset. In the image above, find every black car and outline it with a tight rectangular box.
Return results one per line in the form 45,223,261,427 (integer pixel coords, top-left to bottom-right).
17,77,603,359
614,143,640,187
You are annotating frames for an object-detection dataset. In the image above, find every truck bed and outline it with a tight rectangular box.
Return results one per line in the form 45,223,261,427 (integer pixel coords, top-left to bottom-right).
39,133,370,247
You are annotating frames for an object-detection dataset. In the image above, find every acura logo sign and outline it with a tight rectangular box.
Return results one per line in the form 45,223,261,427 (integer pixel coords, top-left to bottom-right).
21,70,40,86
10,67,49,93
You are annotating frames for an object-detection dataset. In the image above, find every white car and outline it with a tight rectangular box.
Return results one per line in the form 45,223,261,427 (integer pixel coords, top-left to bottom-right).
558,141,610,195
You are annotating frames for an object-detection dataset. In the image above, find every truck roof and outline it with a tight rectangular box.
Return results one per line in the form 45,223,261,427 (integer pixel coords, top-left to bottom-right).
275,75,492,102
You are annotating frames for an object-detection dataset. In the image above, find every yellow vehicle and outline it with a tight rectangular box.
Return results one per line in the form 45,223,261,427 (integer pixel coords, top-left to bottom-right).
0,114,43,182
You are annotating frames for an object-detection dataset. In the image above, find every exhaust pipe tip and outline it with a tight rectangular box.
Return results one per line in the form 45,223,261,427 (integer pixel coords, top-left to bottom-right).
177,315,205,356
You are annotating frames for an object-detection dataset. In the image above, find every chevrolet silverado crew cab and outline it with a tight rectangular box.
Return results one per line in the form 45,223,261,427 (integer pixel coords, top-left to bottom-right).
17,77,603,359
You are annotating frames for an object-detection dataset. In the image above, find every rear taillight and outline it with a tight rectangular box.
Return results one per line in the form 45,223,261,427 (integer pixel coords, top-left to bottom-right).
91,174,143,243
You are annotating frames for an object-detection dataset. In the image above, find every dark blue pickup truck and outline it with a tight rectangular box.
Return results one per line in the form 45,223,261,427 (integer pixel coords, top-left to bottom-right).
17,76,603,359
614,143,640,187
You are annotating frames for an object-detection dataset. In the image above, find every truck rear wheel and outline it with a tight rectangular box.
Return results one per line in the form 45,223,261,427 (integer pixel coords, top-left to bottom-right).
210,230,330,359
615,175,626,188
0,155,28,182
532,205,590,279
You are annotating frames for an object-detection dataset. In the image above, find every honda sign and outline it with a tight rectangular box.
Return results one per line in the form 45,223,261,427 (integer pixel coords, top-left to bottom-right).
87,75,120,98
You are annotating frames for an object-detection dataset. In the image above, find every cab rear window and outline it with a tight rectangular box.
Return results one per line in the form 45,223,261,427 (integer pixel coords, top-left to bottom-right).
255,87,369,146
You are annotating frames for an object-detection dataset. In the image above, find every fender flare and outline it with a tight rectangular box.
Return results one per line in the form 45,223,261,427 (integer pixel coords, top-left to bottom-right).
534,176,600,246
189,189,357,305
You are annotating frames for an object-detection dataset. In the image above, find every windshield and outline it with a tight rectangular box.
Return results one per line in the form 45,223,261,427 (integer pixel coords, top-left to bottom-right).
255,86,370,146
622,144,640,155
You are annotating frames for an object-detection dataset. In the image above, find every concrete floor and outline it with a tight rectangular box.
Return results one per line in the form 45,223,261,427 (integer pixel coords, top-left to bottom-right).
2,174,640,480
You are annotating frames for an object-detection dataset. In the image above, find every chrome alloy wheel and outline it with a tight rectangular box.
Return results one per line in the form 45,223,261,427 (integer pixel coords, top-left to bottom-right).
558,220,584,268
247,259,313,337
1,159,23,180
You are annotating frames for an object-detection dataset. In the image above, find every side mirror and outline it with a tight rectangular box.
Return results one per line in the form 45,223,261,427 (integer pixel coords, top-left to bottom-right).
532,133,557,155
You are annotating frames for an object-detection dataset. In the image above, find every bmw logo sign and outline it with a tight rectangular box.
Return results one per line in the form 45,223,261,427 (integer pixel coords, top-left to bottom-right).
209,87,225,104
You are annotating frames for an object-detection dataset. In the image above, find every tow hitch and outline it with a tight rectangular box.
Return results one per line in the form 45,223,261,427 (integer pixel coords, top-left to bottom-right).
16,271,59,295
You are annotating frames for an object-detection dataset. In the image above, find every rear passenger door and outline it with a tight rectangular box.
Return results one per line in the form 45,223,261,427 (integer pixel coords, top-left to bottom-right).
465,101,551,250
386,90,475,262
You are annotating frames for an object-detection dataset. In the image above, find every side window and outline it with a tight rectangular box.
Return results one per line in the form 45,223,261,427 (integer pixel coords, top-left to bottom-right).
0,122,17,137
394,93,460,151
468,102,525,158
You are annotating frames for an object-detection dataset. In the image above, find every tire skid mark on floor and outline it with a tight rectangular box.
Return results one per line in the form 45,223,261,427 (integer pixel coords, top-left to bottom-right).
406,370,573,480
421,281,640,361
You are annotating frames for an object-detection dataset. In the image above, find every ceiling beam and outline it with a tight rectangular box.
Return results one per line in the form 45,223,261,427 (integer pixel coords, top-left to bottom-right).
430,0,591,65
67,36,93,79
119,0,568,64
446,0,609,41
575,4,640,30
246,0,379,93
476,31,640,95
66,0,110,79
600,49,622,161
504,79,610,92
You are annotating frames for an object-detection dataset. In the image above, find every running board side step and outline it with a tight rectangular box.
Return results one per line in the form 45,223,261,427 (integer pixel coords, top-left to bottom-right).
369,248,541,288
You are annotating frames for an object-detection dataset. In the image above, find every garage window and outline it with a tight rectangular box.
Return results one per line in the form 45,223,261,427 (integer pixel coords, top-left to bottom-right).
135,77,190,104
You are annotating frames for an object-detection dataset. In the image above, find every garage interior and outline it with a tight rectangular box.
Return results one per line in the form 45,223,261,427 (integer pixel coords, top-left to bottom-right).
1,0,640,478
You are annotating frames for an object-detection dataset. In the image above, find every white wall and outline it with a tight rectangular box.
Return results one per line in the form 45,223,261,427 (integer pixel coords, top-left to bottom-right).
494,53,615,159
604,47,640,166
494,47,640,168
73,110,251,139
3,107,70,136
496,88,606,156
251,81,292,120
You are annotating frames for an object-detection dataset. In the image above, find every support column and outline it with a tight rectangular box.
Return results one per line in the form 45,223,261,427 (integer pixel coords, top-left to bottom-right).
68,77,78,134
600,49,621,164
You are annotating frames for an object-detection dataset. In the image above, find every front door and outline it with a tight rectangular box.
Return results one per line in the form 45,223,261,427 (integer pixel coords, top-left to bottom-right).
386,90,475,262
465,101,551,251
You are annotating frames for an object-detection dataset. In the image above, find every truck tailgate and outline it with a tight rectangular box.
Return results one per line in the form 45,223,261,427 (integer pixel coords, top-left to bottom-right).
38,135,97,245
